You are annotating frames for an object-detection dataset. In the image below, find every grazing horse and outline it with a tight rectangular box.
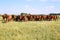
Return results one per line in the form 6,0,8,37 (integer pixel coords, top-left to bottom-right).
2,14,12,22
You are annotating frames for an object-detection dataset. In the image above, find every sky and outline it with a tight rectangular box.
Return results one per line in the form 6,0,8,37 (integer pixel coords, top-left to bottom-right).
0,0,60,15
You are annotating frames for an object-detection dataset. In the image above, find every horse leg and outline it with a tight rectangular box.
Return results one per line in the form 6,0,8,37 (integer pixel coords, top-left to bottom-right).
6,18,8,22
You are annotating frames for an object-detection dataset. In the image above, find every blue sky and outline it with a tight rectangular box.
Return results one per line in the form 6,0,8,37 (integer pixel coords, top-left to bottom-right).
0,0,60,15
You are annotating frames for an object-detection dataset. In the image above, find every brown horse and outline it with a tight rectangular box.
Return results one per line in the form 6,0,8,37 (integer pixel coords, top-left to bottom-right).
39,15,42,21
48,15,57,21
2,14,12,22
42,15,48,21
15,15,28,21
33,15,39,21
27,15,34,21
22,16,28,21
11,15,16,21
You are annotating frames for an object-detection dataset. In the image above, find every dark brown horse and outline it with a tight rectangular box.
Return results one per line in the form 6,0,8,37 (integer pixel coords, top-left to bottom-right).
42,15,48,21
11,15,16,21
15,15,28,21
27,15,34,21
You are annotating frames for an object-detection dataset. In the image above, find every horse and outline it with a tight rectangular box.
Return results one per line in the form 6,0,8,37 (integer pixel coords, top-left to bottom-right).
2,14,12,22
48,15,57,21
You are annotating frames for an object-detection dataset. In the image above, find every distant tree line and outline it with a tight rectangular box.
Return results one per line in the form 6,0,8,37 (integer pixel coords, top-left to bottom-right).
49,13,60,15
20,13,29,16
20,13,60,16
0,13,60,16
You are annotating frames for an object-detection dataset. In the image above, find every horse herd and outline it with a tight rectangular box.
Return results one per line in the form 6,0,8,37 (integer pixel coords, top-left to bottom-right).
2,14,58,22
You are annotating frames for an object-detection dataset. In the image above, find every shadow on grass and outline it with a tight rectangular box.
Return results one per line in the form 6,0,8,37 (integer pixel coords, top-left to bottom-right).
2,21,6,23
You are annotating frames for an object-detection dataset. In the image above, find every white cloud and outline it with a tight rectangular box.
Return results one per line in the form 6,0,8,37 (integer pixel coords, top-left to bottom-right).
41,6,55,14
23,5,60,15
5,4,59,15
40,5,60,14
21,5,41,14
1,5,60,15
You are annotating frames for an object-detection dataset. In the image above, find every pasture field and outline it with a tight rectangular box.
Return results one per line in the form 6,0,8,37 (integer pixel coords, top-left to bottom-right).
0,16,60,40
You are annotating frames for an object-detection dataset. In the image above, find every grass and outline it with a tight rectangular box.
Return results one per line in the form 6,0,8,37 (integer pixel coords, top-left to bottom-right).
0,16,60,40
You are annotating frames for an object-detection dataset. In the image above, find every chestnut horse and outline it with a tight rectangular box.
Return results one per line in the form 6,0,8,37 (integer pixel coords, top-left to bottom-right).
2,14,12,22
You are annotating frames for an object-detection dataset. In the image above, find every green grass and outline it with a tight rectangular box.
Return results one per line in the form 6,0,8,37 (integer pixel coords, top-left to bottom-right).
0,16,60,40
